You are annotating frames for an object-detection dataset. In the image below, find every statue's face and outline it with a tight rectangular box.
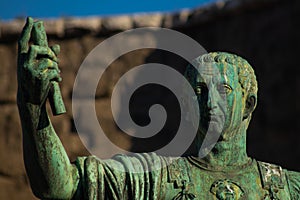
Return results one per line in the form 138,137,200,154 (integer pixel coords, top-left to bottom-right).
194,63,246,141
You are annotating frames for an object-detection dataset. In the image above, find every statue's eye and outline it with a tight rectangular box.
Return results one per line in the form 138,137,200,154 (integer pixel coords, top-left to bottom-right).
219,84,232,94
195,84,206,95
195,86,202,95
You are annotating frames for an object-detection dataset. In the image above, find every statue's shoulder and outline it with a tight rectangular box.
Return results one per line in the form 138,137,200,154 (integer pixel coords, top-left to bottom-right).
114,154,192,184
75,152,172,169
257,160,300,199
285,169,300,199
256,160,286,189
112,152,165,164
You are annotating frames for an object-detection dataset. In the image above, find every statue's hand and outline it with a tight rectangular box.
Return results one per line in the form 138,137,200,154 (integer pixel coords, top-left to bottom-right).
17,17,61,105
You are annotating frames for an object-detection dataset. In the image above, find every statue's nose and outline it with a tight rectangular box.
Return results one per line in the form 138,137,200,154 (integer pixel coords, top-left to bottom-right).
207,89,218,111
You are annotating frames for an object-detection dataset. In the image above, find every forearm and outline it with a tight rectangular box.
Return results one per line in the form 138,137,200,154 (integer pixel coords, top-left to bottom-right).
18,96,78,199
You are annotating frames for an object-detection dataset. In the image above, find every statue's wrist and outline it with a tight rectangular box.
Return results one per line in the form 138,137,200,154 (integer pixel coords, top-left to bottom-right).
17,89,46,107
17,92,44,113
17,98,49,131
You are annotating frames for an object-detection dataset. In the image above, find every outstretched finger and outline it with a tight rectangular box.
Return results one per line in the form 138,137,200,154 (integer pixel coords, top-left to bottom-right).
18,17,34,54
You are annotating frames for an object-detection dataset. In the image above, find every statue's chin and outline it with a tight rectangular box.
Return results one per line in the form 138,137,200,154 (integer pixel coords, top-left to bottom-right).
198,122,224,140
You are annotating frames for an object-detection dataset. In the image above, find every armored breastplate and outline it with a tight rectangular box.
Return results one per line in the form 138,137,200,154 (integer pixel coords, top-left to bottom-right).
166,157,291,200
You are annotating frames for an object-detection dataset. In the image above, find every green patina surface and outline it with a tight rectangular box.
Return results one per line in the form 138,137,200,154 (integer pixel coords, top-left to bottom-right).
17,17,300,199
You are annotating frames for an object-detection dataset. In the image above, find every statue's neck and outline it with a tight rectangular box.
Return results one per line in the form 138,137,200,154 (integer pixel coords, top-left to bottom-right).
196,126,250,171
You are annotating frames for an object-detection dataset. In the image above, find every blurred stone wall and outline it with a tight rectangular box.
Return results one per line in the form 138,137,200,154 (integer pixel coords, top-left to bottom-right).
0,0,299,199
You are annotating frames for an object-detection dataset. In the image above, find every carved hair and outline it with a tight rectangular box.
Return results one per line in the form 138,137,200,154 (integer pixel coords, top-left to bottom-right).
186,52,258,101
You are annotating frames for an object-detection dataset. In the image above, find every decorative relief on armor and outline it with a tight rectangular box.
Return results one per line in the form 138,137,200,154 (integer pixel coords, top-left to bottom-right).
258,161,285,200
210,179,244,200
172,180,196,200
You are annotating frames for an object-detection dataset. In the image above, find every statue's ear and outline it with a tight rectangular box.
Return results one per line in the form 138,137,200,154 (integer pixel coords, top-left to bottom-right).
243,95,256,120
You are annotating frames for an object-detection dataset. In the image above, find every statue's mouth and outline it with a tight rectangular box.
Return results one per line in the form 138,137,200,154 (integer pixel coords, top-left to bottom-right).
199,114,225,143
202,114,224,124
209,116,220,123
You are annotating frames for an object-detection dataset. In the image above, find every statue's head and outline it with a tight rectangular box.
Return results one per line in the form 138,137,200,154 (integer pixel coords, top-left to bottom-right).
184,52,258,142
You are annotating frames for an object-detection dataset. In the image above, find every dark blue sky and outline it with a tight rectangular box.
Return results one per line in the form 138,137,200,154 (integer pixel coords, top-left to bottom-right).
1,0,216,21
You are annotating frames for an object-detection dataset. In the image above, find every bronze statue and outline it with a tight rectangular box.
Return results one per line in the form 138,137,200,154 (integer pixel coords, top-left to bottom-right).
17,17,300,199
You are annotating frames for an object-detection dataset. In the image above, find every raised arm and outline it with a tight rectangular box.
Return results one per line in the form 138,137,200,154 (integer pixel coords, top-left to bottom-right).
17,17,79,199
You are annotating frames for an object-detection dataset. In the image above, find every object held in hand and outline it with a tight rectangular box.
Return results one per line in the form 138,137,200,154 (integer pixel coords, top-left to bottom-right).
32,21,66,115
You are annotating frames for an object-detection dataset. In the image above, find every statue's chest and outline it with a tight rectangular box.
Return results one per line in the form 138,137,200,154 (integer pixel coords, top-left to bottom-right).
188,169,267,199
164,159,291,200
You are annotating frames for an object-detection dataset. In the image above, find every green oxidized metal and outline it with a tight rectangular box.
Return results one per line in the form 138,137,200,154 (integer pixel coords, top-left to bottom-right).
17,17,300,199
